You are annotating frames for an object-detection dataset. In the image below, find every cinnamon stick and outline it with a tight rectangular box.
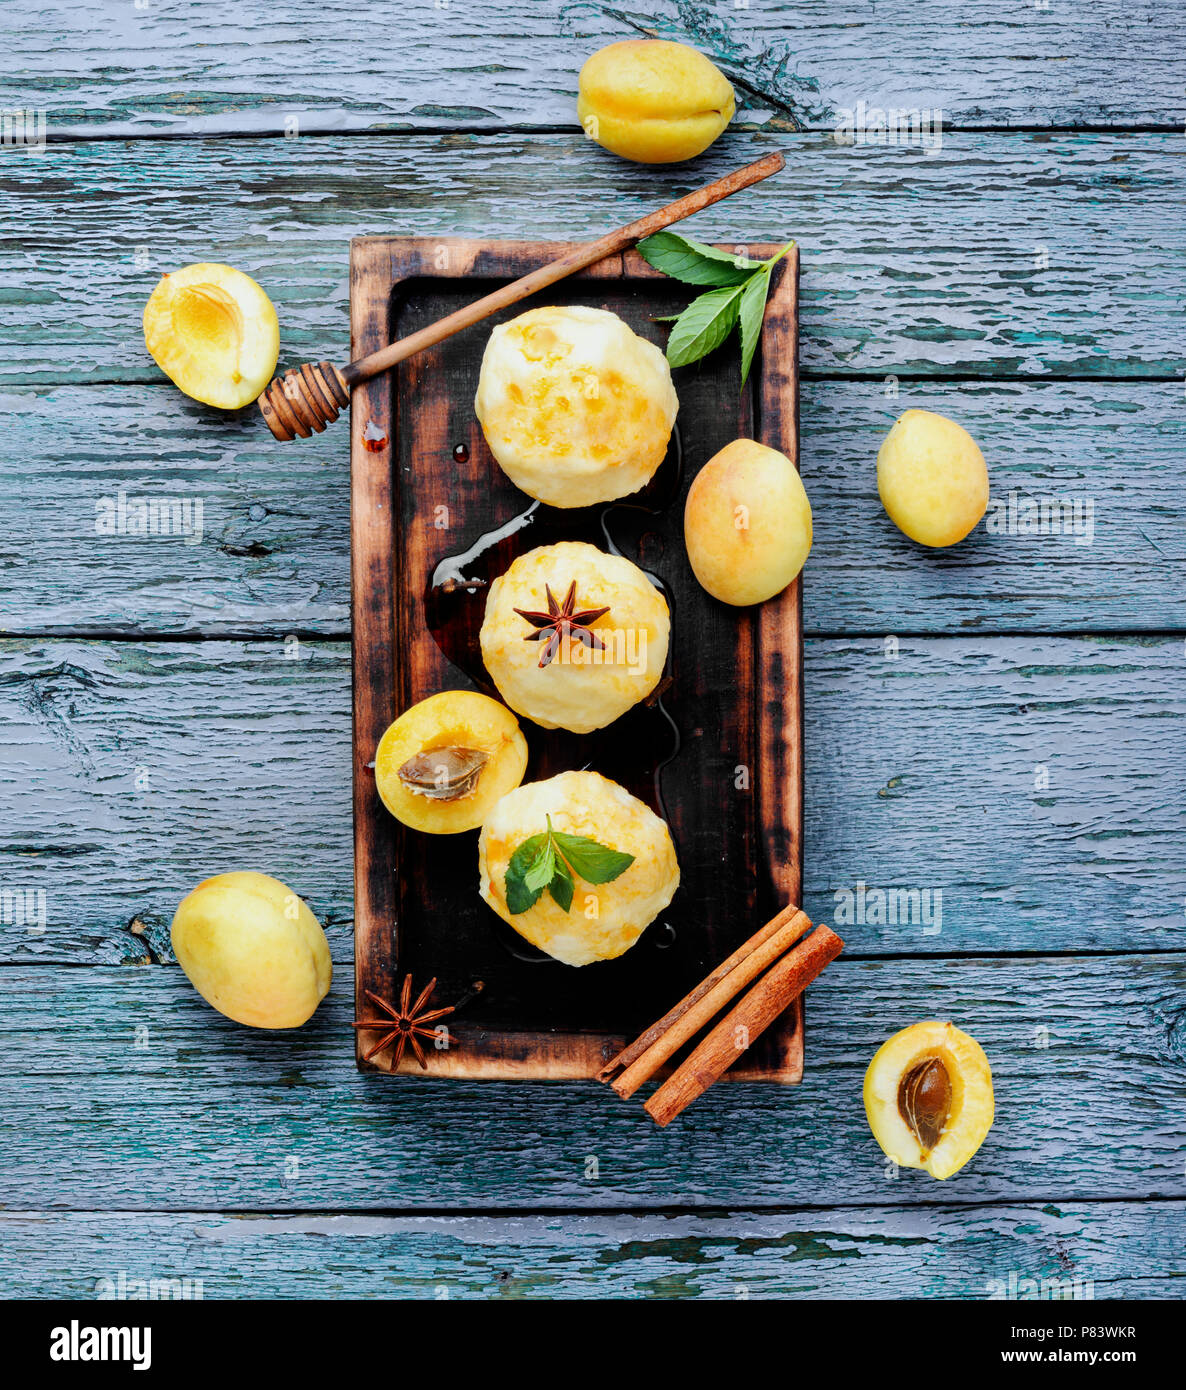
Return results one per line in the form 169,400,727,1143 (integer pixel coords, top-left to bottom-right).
597,903,805,1084
605,906,812,1099
644,924,844,1128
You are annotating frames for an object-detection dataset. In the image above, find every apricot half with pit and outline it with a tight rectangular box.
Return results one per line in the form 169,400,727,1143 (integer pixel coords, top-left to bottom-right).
864,1020,994,1179
374,690,528,834
143,262,279,409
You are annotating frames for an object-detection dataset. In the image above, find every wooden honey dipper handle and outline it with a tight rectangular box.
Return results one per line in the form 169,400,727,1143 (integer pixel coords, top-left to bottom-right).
257,150,785,441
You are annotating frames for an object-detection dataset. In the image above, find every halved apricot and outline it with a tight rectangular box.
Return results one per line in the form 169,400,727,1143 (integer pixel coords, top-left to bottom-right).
864,1020,994,1179
374,690,528,834
143,262,279,409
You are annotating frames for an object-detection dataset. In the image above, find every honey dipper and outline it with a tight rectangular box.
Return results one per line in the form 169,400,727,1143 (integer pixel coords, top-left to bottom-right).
256,150,784,441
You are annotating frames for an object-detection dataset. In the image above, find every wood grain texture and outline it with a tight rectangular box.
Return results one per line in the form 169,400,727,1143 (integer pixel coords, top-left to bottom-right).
2,380,1183,637
5,0,1183,1302
803,378,1186,632
0,385,350,636
2,1201,1180,1299
346,236,400,1079
7,1,1183,135
3,134,1182,385
0,641,354,965
2,637,1181,965
0,954,1181,1211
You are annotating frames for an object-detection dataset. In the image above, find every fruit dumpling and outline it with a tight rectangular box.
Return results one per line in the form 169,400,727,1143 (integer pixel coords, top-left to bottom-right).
374,690,529,834
863,1020,995,1179
479,540,669,734
143,262,280,410
474,305,678,508
478,770,679,966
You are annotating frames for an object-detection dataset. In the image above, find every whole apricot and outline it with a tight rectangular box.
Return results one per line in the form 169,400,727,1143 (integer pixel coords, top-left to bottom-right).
684,439,812,605
374,690,529,834
171,871,331,1029
877,408,989,547
577,40,735,164
143,263,279,409
864,1020,994,1179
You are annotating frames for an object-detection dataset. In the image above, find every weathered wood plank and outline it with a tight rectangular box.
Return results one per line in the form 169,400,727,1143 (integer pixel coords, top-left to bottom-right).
2,380,1182,636
0,386,349,636
1,1202,1178,1299
6,1,1183,135
0,955,1181,1210
804,379,1186,632
2,638,1182,963
808,636,1186,954
0,641,354,964
3,133,1182,383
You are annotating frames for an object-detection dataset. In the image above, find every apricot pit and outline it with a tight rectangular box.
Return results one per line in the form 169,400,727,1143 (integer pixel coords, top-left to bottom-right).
397,746,489,801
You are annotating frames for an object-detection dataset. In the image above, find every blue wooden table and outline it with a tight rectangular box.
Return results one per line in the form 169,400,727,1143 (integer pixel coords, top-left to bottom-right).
2,2,1183,1299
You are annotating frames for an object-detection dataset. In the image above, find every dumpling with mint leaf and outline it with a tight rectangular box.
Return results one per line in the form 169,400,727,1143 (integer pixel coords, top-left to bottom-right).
479,770,679,966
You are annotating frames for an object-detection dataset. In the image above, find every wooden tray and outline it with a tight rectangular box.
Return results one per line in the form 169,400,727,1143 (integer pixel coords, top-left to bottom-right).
350,237,802,1081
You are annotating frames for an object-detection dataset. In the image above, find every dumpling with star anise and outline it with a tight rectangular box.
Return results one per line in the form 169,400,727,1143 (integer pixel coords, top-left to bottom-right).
479,541,669,734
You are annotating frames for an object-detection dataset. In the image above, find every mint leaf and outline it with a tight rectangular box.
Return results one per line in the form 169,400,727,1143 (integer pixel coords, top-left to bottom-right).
738,269,770,387
503,821,636,915
548,855,575,912
642,236,796,378
738,241,794,386
505,874,541,916
551,830,636,885
638,231,760,287
664,283,744,369
505,832,549,914
524,839,556,895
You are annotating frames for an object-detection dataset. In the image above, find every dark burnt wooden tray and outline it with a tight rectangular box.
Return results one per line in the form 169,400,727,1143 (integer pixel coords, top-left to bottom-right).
350,237,802,1080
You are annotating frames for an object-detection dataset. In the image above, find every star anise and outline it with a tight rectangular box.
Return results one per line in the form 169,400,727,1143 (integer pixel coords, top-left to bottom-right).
353,974,457,1069
514,580,611,668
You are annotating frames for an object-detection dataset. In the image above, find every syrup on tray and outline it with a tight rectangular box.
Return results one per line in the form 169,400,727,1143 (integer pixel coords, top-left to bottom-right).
362,418,388,452
425,427,684,820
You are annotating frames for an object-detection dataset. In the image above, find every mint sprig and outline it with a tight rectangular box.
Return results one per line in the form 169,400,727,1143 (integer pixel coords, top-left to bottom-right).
637,233,794,386
504,815,635,915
